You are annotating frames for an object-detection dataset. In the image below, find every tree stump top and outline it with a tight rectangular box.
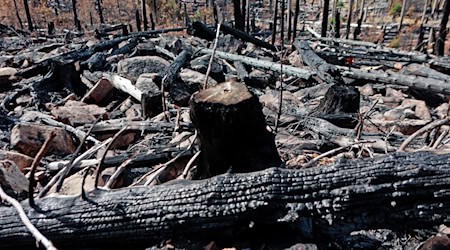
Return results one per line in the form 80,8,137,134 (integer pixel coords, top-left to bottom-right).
192,81,253,106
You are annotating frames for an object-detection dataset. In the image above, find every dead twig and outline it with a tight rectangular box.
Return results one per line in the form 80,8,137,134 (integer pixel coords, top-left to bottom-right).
179,150,201,179
104,153,139,189
355,99,379,140
432,127,450,149
95,126,129,188
398,116,450,152
302,140,374,168
55,114,104,192
0,186,58,250
29,131,56,207
38,138,112,198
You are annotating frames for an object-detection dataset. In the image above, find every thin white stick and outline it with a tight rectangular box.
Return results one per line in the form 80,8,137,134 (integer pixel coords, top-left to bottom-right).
0,186,57,250
204,22,222,89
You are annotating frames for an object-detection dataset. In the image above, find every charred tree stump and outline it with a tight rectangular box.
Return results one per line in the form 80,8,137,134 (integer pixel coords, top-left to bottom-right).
321,0,329,37
162,49,193,106
435,0,450,56
313,84,360,128
190,81,281,178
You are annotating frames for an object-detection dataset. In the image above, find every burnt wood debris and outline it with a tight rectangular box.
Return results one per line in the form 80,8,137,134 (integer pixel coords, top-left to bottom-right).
1,0,450,249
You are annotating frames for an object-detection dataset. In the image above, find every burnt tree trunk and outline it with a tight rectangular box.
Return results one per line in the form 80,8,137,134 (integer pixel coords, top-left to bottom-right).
435,0,450,55
287,0,292,41
142,0,148,30
398,0,407,30
71,0,81,31
23,0,33,31
271,0,279,44
321,0,329,37
345,0,353,39
233,0,245,31
13,0,24,30
135,9,142,31
190,81,281,178
293,0,300,39
96,0,105,23
280,0,285,43
334,10,340,38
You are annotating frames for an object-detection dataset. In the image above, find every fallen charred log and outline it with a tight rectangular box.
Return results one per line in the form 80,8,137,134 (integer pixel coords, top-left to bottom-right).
0,152,449,248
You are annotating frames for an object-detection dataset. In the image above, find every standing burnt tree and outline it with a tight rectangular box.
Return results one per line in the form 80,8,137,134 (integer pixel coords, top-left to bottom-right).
321,0,329,37
233,0,245,30
96,0,105,23
23,0,33,31
435,0,450,55
71,0,81,31
142,0,149,30
13,0,24,29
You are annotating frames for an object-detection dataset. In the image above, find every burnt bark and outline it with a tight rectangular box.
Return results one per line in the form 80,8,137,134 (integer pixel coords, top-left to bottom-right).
96,0,105,24
271,0,278,44
313,84,360,128
13,0,24,30
142,0,148,30
435,0,449,55
321,0,329,37
0,152,449,249
162,49,193,106
71,0,81,31
233,0,245,31
190,81,281,178
293,40,344,84
23,0,33,31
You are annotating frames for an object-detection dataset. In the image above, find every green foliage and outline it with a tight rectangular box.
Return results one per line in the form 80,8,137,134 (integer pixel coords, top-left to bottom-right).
390,3,402,15
336,0,344,8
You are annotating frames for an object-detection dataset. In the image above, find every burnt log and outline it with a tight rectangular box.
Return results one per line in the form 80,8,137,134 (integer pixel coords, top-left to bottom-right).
340,67,450,95
190,81,281,178
293,40,344,85
188,21,277,51
220,23,277,51
0,152,449,248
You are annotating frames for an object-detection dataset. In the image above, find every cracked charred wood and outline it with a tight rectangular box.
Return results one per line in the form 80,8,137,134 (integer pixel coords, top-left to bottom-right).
198,48,313,80
190,81,281,178
340,67,450,95
162,49,193,106
399,63,450,83
0,152,450,248
312,84,360,128
293,40,344,85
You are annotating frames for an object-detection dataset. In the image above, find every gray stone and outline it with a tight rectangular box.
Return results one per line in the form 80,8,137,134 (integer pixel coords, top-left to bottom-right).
117,56,170,80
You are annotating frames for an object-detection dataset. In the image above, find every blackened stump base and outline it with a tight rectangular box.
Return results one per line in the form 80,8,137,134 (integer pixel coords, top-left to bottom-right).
190,81,281,179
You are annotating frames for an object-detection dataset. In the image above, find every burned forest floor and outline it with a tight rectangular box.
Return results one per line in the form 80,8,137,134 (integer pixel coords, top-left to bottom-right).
1,21,450,250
